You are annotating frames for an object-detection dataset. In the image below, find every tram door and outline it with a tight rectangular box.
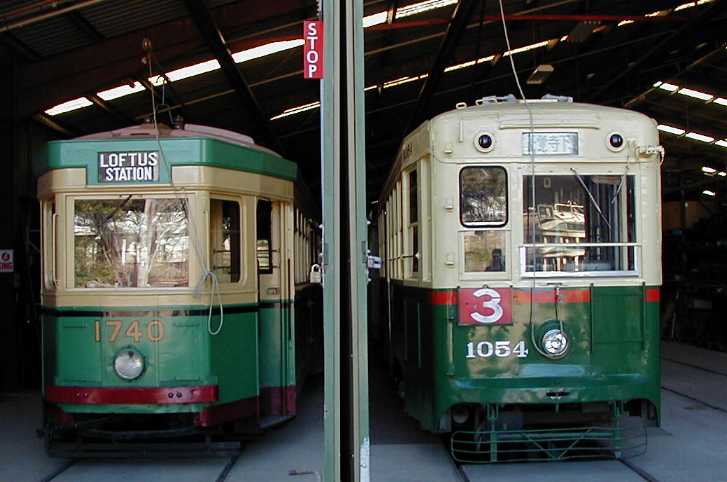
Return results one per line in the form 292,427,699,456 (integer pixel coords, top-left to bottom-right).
257,199,295,422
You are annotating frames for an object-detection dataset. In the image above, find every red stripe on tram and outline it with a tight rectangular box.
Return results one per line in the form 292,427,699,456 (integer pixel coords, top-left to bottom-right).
513,289,591,304
431,290,457,305
46,385,218,405
645,287,660,303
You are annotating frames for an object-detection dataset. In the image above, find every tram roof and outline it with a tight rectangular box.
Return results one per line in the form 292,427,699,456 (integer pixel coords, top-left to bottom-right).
45,122,297,182
2,0,725,201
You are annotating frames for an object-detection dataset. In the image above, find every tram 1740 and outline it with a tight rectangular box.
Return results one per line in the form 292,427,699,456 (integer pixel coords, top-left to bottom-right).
374,96,663,462
39,122,322,456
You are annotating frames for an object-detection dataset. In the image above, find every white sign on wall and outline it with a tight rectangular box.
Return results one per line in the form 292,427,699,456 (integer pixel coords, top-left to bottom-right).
0,249,13,273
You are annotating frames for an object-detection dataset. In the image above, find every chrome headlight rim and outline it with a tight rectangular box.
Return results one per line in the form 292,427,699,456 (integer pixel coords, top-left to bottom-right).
541,328,569,359
113,347,145,381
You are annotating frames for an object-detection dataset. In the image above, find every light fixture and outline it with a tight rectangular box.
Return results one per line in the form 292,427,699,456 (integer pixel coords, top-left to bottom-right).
703,190,716,197
713,98,727,107
719,172,726,177
541,329,569,358
702,166,717,175
113,348,145,380
716,140,727,148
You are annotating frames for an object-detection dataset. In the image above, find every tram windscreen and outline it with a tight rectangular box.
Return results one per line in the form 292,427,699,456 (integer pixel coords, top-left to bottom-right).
523,175,636,273
73,197,190,288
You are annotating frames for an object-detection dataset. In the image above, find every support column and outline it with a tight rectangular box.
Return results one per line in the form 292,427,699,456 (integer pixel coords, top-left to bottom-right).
0,56,19,392
321,1,369,480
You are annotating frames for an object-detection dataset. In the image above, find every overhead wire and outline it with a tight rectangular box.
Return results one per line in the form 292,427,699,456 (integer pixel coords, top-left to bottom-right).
496,0,564,357
145,48,224,336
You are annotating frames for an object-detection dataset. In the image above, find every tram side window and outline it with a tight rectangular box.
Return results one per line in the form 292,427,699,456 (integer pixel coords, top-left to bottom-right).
210,199,241,283
523,175,636,273
408,169,419,275
73,197,189,288
257,200,273,274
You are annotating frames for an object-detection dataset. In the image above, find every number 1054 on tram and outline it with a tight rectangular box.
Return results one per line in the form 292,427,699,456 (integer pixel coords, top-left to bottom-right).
373,97,663,462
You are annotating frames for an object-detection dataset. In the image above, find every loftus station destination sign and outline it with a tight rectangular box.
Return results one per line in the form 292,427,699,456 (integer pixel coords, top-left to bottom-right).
98,151,160,183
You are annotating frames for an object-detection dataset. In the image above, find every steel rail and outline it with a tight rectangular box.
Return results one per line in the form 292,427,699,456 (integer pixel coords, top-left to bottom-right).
215,456,241,482
39,460,76,482
662,357,727,378
661,385,727,415
618,458,662,482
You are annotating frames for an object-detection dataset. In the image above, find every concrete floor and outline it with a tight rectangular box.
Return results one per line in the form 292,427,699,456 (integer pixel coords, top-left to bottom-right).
2,342,727,482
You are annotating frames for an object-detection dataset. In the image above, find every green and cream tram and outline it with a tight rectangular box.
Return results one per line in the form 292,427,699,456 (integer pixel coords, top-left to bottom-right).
376,97,663,461
38,122,321,455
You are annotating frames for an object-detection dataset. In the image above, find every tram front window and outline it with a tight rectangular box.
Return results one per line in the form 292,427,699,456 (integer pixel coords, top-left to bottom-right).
73,197,190,288
523,175,636,273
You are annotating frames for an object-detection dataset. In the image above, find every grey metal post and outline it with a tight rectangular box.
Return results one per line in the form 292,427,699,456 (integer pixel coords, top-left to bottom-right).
320,0,341,480
345,1,370,481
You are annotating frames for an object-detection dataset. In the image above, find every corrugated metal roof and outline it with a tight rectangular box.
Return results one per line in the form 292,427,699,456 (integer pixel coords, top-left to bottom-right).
81,0,188,39
12,14,93,56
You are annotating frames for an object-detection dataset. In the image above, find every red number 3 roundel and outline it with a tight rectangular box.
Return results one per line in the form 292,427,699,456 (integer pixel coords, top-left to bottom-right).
459,288,512,326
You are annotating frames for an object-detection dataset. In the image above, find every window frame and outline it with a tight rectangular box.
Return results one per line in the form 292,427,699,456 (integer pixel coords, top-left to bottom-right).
69,193,194,291
459,165,509,228
519,172,640,278
209,196,243,285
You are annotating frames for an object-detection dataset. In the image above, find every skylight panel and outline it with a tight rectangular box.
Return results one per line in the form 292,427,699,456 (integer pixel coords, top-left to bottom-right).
270,101,321,120
232,40,305,63
150,59,221,86
657,124,686,135
678,87,714,101
97,82,145,101
675,0,715,11
655,82,679,92
383,74,428,89
45,97,93,116
685,132,715,143
396,0,458,18
363,12,387,27
503,40,550,57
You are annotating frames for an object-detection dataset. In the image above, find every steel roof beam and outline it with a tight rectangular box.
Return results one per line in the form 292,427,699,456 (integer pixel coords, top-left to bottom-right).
587,0,727,102
182,0,281,152
405,0,480,133
32,113,81,137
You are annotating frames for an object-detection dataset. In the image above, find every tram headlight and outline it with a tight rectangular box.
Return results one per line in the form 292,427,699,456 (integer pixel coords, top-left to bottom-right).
541,329,568,358
113,348,145,380
607,131,625,151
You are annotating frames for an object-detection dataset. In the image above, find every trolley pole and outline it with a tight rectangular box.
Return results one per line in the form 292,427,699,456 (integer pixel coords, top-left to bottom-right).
320,1,369,481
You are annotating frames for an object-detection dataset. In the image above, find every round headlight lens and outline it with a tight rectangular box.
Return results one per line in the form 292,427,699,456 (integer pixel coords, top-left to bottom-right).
114,349,144,380
542,329,568,358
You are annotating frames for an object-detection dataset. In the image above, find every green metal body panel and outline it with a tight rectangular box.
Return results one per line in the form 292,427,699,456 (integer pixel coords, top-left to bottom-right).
258,302,296,398
43,304,285,415
45,136,297,183
388,283,661,433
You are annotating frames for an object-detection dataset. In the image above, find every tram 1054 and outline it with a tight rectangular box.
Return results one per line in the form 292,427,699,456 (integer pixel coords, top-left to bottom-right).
374,96,663,462
39,122,322,456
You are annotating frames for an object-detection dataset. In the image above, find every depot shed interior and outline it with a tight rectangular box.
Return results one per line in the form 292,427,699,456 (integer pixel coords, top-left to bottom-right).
1,0,726,394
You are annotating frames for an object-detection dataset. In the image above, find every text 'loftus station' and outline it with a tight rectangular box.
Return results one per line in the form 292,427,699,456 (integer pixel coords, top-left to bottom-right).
98,151,160,183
